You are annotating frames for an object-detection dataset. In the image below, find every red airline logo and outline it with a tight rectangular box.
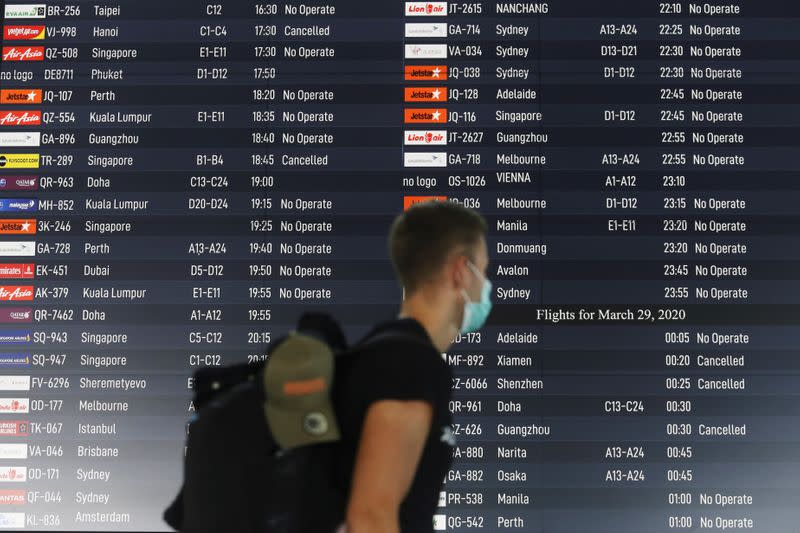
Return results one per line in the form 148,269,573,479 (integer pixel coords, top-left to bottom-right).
404,65,448,81
0,422,27,437
0,490,25,505
0,111,40,127
2,46,44,62
0,265,34,279
3,26,45,40
404,196,448,210
404,87,447,102
0,287,33,301
404,108,447,123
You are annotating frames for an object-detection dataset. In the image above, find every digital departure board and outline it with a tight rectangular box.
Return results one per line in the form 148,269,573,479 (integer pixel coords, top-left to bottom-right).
0,0,797,531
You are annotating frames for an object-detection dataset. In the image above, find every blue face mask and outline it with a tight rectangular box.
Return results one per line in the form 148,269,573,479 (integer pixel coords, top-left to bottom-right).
460,260,492,334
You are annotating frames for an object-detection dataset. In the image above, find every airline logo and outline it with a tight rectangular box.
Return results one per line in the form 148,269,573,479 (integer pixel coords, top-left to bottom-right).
404,108,447,123
0,377,28,392
0,154,38,169
405,130,447,146
0,512,24,528
405,65,447,81
0,399,27,414
0,287,32,301
0,265,33,279
0,422,27,436
0,354,29,367
0,177,37,191
0,467,25,483
0,309,31,324
404,152,448,168
438,491,447,507
0,490,25,505
405,87,447,102
0,132,40,147
0,221,34,236
4,5,46,19
404,196,448,210
0,89,42,105
3,25,45,40
405,2,447,16
405,44,447,59
405,23,447,38
0,333,30,345
1,46,44,62
0,201,36,213
0,242,35,257
433,514,447,530
0,111,40,127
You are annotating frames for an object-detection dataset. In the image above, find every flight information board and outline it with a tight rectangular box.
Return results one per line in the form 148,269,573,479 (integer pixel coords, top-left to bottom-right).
0,0,798,531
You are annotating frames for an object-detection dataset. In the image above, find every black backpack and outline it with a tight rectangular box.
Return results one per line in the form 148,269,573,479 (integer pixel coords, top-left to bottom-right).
163,313,350,533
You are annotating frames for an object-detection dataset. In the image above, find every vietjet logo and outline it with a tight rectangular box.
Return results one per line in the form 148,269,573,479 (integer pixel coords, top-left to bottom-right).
0,221,35,235
405,2,447,16
0,112,40,127
0,287,33,301
404,87,447,102
404,65,447,81
2,46,44,61
0,90,42,105
3,25,44,40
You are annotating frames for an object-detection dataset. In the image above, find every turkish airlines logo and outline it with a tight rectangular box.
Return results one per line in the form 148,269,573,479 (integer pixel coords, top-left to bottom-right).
0,265,34,279
404,108,447,123
405,2,447,16
0,422,27,437
0,220,35,234
404,87,447,102
0,399,28,413
2,46,44,61
0,490,25,505
3,25,45,40
404,65,447,81
0,467,26,483
0,111,41,127
0,89,42,104
0,287,33,301
405,130,447,146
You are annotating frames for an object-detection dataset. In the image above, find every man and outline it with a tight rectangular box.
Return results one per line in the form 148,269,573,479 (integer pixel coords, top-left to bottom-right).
333,200,492,533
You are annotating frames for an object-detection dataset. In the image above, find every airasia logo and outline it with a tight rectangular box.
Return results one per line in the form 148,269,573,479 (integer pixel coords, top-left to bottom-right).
0,112,40,126
0,287,33,301
2,47,44,61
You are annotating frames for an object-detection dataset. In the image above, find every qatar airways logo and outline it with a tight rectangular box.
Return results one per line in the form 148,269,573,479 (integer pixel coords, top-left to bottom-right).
405,2,447,16
0,111,41,127
0,287,33,301
405,130,447,146
2,46,44,61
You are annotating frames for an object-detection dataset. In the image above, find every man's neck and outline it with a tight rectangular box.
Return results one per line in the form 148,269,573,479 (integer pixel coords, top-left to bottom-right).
398,291,455,353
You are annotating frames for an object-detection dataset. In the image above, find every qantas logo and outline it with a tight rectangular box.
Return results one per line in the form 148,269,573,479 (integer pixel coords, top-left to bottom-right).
0,111,41,127
0,287,33,301
2,46,44,61
0,490,25,505
3,25,45,40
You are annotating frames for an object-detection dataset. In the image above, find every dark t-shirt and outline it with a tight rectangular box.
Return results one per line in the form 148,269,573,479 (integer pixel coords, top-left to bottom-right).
332,317,455,532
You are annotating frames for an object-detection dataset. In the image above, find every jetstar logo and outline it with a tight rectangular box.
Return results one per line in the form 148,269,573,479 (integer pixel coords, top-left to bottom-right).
404,196,448,210
404,65,447,81
0,265,34,279
0,111,41,127
405,2,447,16
0,89,42,104
404,108,447,123
404,87,447,102
3,25,45,40
2,46,44,61
0,287,33,301
0,221,35,235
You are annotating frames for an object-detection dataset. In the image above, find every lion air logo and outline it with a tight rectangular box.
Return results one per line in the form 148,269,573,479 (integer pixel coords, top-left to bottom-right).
2,46,44,61
405,2,447,16
0,111,40,127
0,399,28,413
